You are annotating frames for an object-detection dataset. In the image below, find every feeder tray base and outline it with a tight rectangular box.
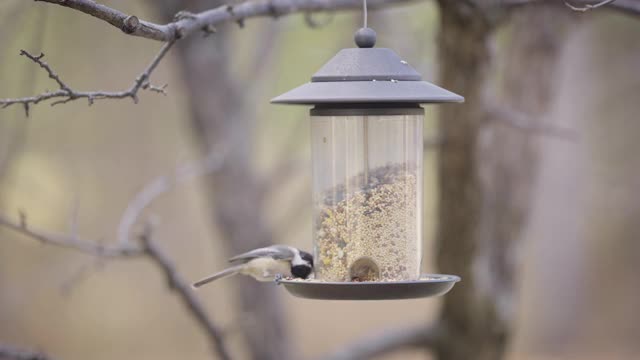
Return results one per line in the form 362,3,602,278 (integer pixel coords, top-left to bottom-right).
278,274,460,300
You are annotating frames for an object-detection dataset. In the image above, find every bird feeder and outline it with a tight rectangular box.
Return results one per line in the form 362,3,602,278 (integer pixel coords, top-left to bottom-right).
273,28,462,300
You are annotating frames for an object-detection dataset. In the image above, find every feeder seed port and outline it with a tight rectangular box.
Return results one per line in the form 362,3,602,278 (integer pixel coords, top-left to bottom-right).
349,256,380,282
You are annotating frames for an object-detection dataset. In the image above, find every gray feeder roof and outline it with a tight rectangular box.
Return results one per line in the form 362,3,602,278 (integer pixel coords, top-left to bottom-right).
271,48,464,105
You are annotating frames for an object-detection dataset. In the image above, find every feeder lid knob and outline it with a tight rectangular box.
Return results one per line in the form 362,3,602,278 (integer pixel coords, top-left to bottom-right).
355,27,376,48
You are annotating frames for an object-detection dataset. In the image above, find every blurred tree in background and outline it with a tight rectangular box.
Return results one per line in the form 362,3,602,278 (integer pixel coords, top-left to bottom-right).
1,1,639,360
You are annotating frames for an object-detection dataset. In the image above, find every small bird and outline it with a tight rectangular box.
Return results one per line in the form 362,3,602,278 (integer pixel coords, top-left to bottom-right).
192,245,314,288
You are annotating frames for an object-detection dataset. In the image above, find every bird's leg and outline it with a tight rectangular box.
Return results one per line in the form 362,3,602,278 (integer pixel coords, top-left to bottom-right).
274,273,284,284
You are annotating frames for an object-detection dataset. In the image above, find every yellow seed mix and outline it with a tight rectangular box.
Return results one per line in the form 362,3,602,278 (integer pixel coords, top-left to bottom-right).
315,165,419,282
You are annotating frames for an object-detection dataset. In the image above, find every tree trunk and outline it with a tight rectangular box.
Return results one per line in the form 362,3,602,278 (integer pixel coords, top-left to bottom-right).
156,1,290,359
434,2,574,359
174,34,290,360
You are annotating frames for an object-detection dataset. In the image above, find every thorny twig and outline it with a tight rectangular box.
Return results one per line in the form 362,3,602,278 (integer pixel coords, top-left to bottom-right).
0,151,229,360
0,42,173,115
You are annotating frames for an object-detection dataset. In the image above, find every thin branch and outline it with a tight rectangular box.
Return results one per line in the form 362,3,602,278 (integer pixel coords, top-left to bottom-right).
19,51,71,93
59,257,106,296
504,0,640,15
117,149,226,245
0,151,229,360
0,344,54,360
1,0,415,112
0,212,142,257
34,0,416,42
319,324,439,360
564,0,617,11
140,224,231,360
0,41,174,114
0,216,231,360
1,151,223,254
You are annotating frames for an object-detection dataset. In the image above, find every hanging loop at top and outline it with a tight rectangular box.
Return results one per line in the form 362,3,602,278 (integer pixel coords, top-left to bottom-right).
355,0,375,48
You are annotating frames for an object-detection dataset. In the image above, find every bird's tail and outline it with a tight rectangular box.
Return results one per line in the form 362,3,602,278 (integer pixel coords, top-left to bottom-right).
192,265,243,288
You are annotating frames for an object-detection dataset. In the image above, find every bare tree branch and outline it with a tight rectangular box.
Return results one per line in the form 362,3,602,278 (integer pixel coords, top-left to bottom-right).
19,50,70,94
0,152,230,360
139,224,231,360
0,41,174,114
0,212,231,359
34,0,416,42
1,149,223,255
564,0,617,11
0,212,142,257
319,324,438,360
0,344,54,360
504,0,640,15
117,149,226,245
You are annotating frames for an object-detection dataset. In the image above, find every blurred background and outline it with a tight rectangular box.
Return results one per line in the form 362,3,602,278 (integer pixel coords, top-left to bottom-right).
0,1,639,360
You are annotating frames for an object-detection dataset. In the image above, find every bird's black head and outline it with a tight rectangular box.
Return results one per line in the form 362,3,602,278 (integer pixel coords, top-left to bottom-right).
291,251,314,279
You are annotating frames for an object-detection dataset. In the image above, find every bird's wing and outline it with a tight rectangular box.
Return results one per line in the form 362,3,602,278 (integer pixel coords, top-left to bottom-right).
228,245,297,264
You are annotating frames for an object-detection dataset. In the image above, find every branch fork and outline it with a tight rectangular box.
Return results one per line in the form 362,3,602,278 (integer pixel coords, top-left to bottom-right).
0,42,173,115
